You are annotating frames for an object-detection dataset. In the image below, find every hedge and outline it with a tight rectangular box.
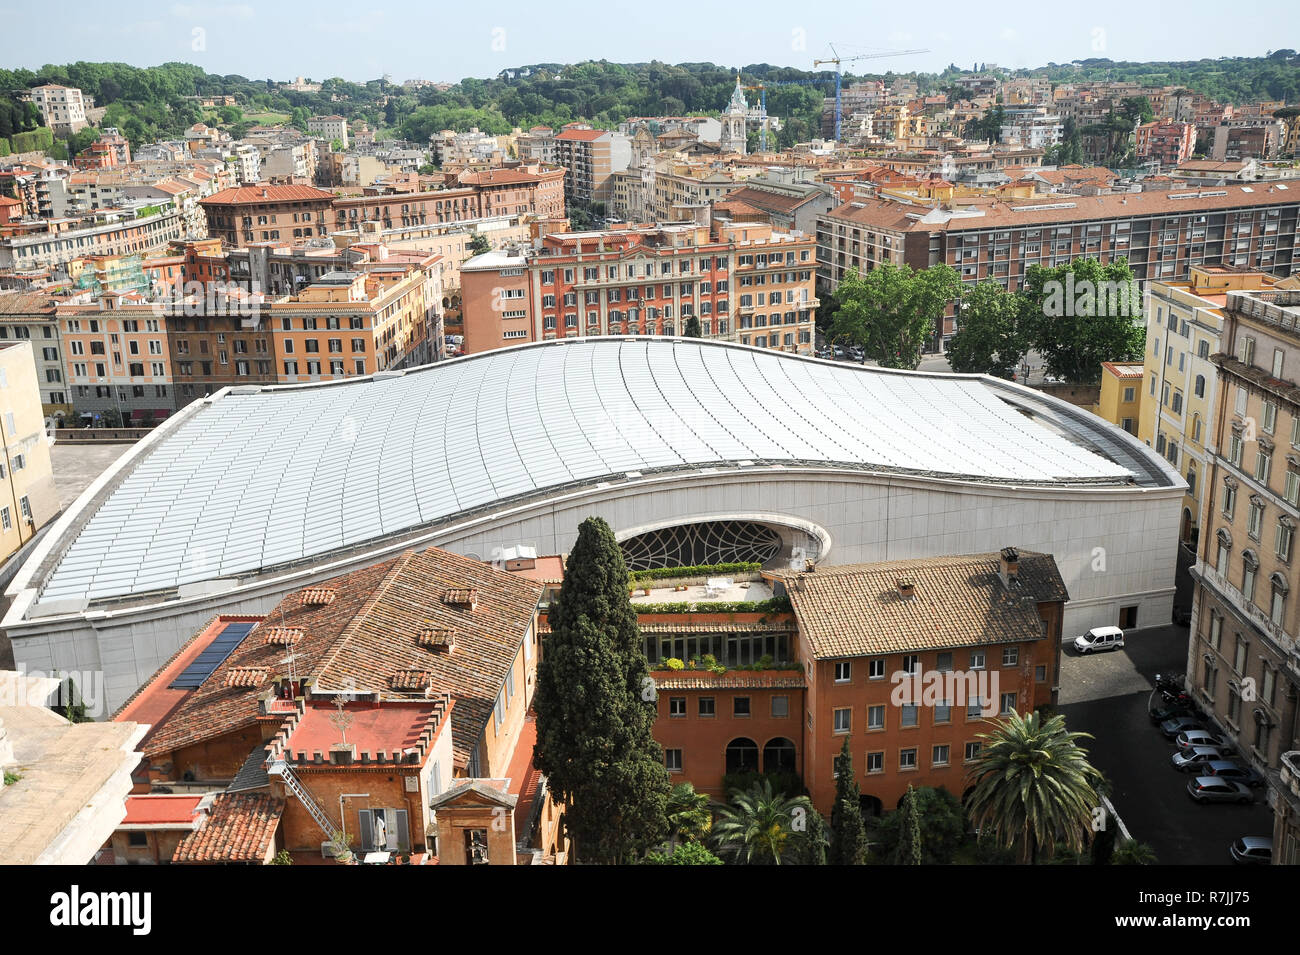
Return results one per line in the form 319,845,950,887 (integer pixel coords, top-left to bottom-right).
632,596,792,615
627,562,761,583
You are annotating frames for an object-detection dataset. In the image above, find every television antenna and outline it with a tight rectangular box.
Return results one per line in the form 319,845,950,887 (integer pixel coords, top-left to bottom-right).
328,696,354,746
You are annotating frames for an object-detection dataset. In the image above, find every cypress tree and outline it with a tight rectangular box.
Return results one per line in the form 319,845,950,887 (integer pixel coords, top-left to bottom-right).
534,516,670,862
828,736,867,864
895,784,923,865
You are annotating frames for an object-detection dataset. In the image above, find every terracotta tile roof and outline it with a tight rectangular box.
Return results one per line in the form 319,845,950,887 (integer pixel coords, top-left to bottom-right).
299,587,336,606
142,548,543,769
824,185,1299,233
726,185,819,216
172,792,283,863
416,626,456,648
1102,361,1145,378
389,668,434,690
770,551,1067,659
457,169,546,186
443,587,478,606
200,184,335,206
554,128,608,142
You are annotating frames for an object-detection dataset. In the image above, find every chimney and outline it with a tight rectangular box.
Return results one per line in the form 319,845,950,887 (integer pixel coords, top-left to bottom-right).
999,547,1020,588
896,578,915,600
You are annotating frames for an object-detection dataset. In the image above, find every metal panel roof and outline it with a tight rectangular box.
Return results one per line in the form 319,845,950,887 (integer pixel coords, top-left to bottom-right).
41,338,1151,604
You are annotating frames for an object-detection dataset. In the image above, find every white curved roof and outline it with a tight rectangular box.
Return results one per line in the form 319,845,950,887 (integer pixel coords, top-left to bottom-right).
42,338,1145,604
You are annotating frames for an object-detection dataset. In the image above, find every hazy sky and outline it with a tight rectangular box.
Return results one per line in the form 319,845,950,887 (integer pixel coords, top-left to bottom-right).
1,0,1293,83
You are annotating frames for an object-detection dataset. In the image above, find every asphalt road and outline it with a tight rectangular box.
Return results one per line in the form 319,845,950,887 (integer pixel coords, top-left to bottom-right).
1059,624,1275,865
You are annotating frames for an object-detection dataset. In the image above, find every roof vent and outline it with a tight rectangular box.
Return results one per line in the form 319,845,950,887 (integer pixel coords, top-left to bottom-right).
263,627,304,646
224,666,268,688
443,588,479,610
390,669,434,691
417,626,457,652
299,588,336,606
896,578,916,600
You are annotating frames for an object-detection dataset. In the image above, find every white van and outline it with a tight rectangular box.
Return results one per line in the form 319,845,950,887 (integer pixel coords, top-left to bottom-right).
1073,625,1125,654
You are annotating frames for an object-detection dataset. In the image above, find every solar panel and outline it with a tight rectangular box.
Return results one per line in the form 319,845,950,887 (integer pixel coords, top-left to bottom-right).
168,621,256,689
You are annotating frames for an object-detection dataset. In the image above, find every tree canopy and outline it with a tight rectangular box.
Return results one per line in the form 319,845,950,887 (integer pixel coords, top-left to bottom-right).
828,264,962,370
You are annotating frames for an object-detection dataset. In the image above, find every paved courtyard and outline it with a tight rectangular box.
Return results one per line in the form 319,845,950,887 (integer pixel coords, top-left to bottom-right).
1058,624,1275,865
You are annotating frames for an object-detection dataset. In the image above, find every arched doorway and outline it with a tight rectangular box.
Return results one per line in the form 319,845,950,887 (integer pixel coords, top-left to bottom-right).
859,795,883,818
725,737,759,775
762,737,797,774
1181,507,1193,542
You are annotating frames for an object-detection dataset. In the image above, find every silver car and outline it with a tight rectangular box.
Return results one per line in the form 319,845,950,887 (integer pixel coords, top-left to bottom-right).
1230,836,1272,864
1176,729,1230,750
1187,776,1253,805
1171,746,1228,773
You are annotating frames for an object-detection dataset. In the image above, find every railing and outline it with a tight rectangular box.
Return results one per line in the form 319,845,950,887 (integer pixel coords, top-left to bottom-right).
53,427,152,442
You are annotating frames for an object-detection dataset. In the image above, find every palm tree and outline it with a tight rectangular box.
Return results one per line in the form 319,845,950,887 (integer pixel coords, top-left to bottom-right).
711,779,817,865
965,710,1102,864
665,782,712,845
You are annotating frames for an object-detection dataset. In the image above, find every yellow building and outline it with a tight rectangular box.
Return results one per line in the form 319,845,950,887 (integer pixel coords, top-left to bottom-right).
1140,266,1277,544
1096,362,1145,435
0,341,59,561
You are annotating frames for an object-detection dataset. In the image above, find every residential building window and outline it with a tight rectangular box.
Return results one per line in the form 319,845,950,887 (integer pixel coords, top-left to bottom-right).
834,661,851,683
970,651,986,670
733,697,750,717
1234,635,1248,674
932,745,950,767
901,654,920,675
771,695,789,718
833,707,852,733
1002,647,1019,666
698,697,715,717
1248,498,1265,539
899,748,918,771
866,751,884,774
665,749,683,772
1277,520,1295,563
669,696,686,718
1255,448,1271,483
964,741,982,762
867,705,885,730
868,658,885,680
1242,553,1258,602
1000,692,1018,715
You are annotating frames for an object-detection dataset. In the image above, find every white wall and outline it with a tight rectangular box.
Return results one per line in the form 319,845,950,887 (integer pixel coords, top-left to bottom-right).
5,466,1183,714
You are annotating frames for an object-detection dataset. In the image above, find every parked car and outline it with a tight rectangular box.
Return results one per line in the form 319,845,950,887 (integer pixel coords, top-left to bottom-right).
1171,745,1229,773
1161,716,1205,740
1187,777,1253,804
1149,701,1196,725
1230,836,1273,864
832,346,846,359
1073,625,1125,654
1176,728,1231,750
1206,761,1265,788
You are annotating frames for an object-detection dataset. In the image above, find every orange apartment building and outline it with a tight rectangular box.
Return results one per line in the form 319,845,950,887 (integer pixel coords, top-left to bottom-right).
461,220,817,355
624,549,1065,816
1135,121,1199,169
56,295,176,422
553,125,618,204
329,164,566,233
199,184,337,249
114,545,566,864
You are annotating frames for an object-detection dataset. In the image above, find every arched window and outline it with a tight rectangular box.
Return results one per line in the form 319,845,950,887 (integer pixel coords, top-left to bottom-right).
1270,571,1289,626
1194,374,1206,398
763,737,797,774
725,737,759,775
1242,550,1259,601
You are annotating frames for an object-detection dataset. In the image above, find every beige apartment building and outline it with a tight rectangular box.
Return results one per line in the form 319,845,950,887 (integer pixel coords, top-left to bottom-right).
0,341,58,561
1141,268,1279,544
1189,286,1300,865
26,84,88,134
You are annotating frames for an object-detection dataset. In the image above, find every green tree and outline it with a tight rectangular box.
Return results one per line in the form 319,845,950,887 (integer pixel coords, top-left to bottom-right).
965,711,1103,864
533,516,670,863
869,785,966,864
467,233,491,255
894,784,923,865
945,281,1029,379
641,841,724,865
1021,258,1145,383
683,316,702,338
828,264,962,370
828,737,867,865
711,778,823,865
665,781,712,844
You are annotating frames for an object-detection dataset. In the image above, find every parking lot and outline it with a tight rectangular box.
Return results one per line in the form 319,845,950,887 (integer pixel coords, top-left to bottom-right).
1058,624,1275,865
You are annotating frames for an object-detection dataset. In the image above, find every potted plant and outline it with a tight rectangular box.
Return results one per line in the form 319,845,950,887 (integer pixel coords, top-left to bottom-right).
328,830,353,864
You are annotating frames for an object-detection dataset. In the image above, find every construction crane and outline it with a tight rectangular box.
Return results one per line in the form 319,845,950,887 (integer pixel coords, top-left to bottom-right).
813,45,929,142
